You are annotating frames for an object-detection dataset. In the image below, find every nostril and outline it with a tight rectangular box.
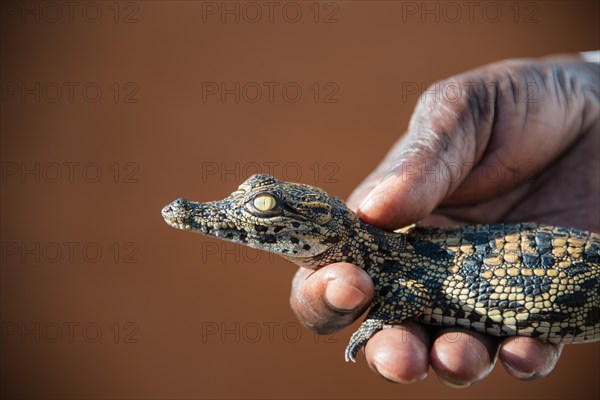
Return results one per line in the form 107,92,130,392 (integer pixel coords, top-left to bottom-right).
163,198,188,217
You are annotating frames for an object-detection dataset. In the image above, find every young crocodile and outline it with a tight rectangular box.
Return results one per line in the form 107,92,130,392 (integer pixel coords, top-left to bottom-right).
162,174,600,362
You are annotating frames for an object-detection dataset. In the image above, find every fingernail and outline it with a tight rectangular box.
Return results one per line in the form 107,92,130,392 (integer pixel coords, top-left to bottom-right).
325,280,367,312
370,362,428,384
358,184,386,214
358,178,398,214
358,190,376,213
503,360,535,380
438,379,471,389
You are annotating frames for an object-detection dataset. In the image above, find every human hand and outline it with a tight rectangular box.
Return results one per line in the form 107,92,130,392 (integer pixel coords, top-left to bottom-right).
290,55,600,386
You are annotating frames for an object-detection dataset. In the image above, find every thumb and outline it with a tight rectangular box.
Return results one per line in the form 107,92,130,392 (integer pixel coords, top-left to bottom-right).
352,77,495,230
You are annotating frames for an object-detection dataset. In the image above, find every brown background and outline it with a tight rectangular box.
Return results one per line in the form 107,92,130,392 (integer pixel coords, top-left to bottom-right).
1,1,599,399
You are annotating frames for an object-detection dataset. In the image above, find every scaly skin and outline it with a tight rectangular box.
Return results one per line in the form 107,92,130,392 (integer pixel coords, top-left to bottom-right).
162,174,600,362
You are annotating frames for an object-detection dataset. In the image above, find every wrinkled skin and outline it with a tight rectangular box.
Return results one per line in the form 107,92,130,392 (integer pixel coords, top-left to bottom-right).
290,55,600,386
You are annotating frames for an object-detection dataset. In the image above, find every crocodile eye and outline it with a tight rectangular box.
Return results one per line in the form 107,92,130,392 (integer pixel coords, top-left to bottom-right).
253,194,277,211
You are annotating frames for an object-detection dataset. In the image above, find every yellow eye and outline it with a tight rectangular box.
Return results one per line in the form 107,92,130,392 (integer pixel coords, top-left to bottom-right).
253,195,277,211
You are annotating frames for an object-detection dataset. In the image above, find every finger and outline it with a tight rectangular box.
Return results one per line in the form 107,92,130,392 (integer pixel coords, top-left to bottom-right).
430,329,498,388
346,171,382,212
354,76,490,230
364,321,430,384
499,337,564,380
346,147,401,212
290,263,374,335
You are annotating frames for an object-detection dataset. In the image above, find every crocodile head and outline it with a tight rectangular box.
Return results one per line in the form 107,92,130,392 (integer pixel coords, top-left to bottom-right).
162,174,357,268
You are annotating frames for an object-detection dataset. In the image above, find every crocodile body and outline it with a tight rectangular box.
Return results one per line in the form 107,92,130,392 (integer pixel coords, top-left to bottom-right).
162,174,600,362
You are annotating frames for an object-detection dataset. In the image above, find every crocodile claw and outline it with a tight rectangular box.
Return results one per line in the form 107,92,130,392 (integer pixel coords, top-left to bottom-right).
344,319,385,363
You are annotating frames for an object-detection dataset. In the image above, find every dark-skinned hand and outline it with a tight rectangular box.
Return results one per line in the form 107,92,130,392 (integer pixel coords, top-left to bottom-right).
290,54,599,387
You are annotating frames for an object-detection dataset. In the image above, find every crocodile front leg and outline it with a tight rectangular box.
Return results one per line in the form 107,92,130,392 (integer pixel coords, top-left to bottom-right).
345,279,430,362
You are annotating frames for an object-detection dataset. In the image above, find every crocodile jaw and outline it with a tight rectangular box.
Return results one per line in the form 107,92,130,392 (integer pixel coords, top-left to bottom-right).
162,197,335,260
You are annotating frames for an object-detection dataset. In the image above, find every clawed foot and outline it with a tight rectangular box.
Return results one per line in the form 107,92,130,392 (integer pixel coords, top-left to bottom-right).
345,319,386,362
